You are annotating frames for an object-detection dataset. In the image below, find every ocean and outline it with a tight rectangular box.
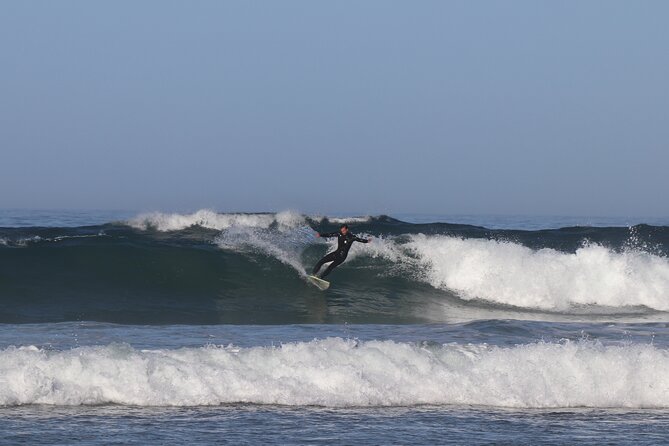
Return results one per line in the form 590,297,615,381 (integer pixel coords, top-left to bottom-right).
1,209,669,444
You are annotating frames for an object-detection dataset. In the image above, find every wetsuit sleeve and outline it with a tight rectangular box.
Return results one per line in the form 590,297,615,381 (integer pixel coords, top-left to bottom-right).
353,235,369,243
318,232,339,238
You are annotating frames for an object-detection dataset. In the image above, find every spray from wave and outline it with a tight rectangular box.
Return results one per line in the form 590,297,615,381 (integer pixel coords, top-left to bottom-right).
214,224,316,277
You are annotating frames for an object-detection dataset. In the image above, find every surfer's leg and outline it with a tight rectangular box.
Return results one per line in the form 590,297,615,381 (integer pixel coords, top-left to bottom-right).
320,256,345,278
312,252,338,275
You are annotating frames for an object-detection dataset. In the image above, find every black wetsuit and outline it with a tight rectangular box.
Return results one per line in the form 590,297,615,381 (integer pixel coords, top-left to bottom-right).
312,231,369,278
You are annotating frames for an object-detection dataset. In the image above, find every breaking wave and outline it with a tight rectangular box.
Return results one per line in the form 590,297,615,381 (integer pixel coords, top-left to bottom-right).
1,210,669,323
406,235,669,311
2,339,668,408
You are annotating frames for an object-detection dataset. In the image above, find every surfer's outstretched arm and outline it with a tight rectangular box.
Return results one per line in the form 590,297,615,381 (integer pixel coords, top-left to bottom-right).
317,232,339,238
353,235,371,243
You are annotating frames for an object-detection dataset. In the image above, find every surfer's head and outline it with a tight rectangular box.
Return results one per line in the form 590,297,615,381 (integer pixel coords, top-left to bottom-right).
339,224,349,235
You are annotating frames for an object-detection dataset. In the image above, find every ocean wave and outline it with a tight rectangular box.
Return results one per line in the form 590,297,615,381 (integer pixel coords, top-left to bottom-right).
0,233,105,248
406,235,669,312
325,216,373,224
1,339,668,408
127,210,307,232
126,210,374,232
2,212,669,323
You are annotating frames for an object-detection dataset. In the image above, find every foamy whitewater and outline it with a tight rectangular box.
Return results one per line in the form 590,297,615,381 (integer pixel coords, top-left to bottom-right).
2,339,668,408
406,235,669,312
2,210,669,444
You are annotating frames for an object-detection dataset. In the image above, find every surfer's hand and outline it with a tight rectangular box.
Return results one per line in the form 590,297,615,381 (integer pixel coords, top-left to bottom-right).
367,238,372,243
315,232,321,238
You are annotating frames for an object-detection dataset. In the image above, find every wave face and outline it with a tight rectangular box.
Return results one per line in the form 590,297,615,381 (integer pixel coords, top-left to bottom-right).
2,339,668,408
1,211,669,324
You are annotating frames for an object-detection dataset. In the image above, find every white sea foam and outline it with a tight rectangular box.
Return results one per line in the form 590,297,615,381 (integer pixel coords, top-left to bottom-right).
126,210,372,232
128,210,306,232
1,339,668,408
341,233,408,264
406,235,669,311
326,216,372,224
12,236,42,247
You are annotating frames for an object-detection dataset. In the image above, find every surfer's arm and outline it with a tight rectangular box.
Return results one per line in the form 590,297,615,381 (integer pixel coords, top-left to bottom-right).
353,236,370,243
317,232,339,238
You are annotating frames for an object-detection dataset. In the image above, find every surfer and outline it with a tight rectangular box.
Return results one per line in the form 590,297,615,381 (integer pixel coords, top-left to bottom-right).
312,224,371,278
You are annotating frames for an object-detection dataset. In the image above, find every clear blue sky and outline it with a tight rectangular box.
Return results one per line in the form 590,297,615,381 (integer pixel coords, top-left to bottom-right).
1,1,667,216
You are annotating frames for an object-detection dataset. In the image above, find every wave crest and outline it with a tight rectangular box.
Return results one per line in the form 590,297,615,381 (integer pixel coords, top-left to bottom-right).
126,210,374,232
127,210,306,232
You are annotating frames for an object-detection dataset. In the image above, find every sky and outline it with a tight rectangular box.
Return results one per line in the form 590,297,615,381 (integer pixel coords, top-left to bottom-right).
1,1,667,216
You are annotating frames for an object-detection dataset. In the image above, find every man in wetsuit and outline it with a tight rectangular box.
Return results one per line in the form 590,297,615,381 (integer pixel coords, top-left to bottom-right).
312,224,371,278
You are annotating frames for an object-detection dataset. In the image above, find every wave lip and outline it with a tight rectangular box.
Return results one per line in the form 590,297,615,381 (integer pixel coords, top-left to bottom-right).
127,210,307,232
2,339,668,408
125,210,382,232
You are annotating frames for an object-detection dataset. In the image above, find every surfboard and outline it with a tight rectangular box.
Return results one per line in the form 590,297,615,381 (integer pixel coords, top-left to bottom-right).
307,275,330,290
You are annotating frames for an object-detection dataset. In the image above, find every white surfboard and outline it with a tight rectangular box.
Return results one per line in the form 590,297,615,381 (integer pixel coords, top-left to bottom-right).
307,275,330,291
